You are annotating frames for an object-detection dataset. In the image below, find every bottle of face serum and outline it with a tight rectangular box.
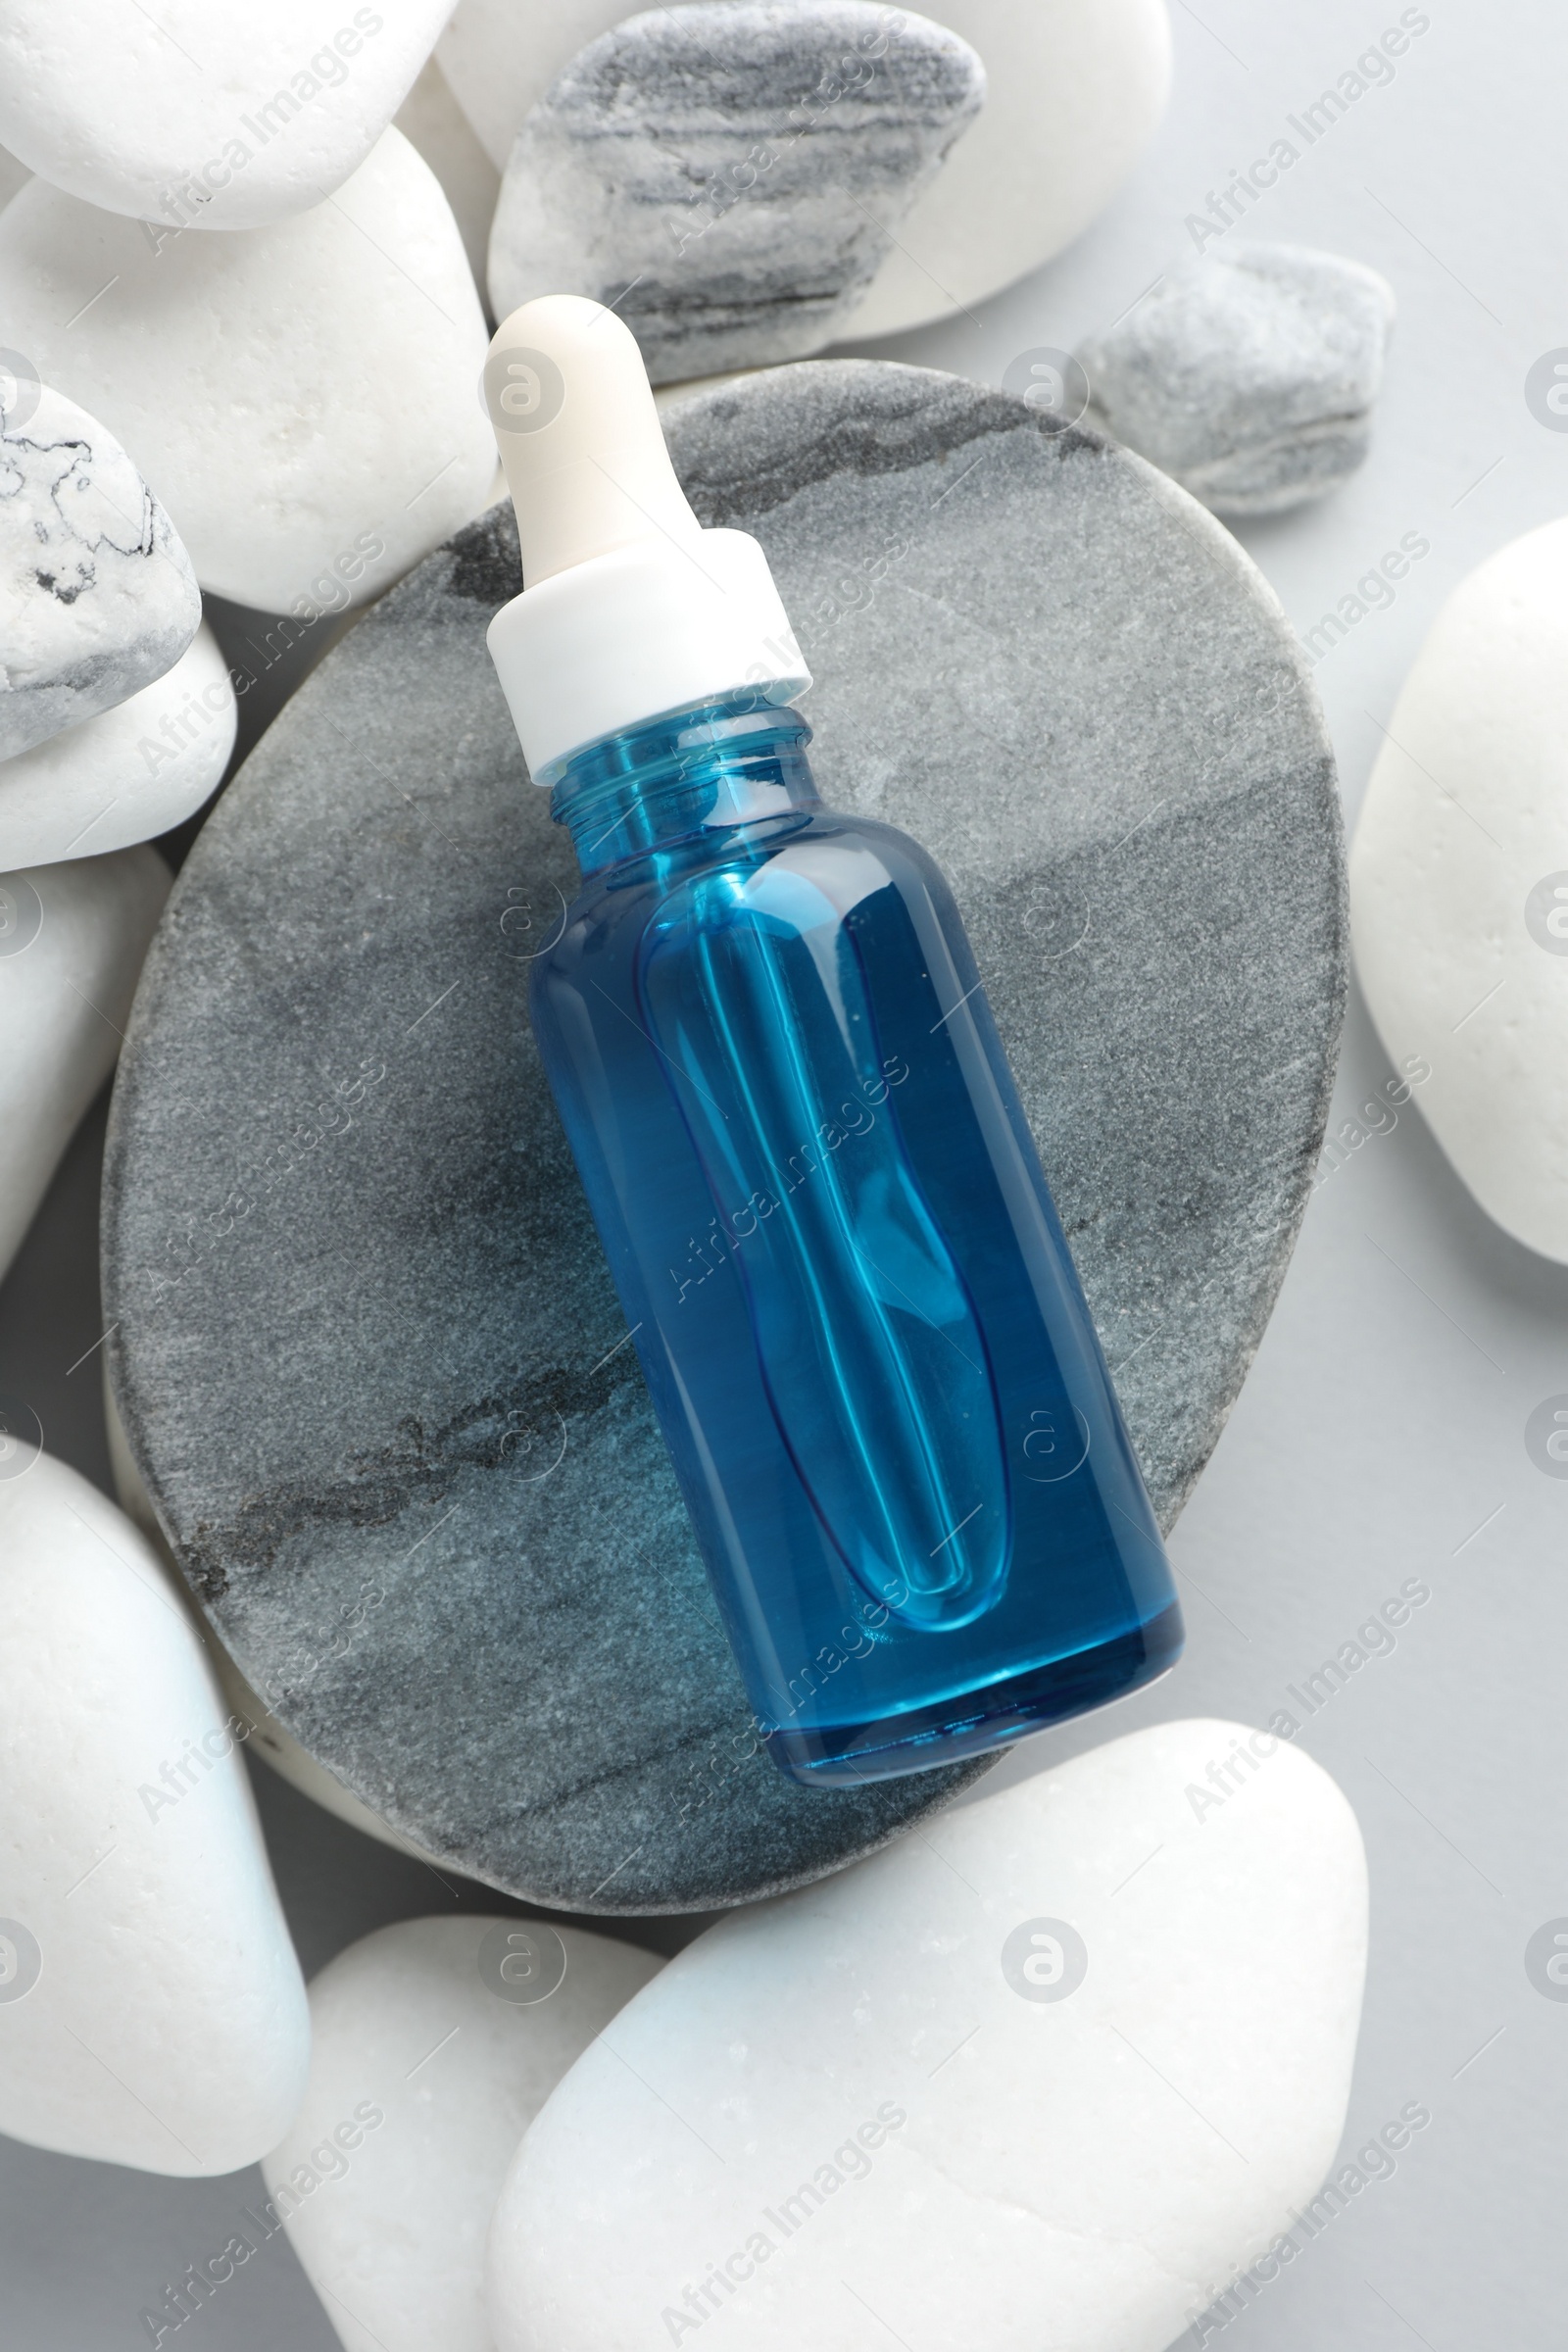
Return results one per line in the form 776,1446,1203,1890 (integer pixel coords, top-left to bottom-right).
483,297,1183,1788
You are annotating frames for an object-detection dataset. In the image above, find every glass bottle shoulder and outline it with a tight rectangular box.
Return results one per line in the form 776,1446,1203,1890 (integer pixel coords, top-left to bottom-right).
543,805,957,970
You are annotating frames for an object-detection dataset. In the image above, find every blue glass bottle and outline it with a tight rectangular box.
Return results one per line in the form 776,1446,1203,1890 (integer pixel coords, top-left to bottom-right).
529,692,1182,1787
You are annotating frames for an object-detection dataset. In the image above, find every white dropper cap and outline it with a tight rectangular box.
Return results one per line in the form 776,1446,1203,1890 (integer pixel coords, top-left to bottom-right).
481,296,811,783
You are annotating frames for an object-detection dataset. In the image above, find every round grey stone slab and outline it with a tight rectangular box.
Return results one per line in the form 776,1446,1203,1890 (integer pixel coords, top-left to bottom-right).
103,361,1345,1915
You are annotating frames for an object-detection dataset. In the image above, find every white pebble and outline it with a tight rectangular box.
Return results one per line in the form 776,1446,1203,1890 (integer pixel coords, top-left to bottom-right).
1,378,200,760
0,1452,310,2174
0,0,457,229
0,621,234,866
487,1719,1366,2352
270,1916,662,2352
1351,514,1568,1257
0,127,496,614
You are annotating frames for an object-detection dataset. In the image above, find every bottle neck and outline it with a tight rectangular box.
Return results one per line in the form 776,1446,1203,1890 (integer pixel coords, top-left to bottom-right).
548,695,819,876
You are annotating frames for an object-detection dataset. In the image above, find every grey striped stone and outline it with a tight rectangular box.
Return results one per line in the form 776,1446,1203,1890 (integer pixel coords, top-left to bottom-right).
488,2,984,381
1079,243,1396,516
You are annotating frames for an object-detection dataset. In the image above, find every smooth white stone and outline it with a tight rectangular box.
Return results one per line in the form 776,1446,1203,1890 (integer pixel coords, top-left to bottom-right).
1,378,201,760
0,128,496,614
487,1719,1366,2352
1350,515,1568,1259
104,1380,432,1859
0,844,168,1280
0,0,457,230
0,621,234,865
394,52,501,295
439,0,1171,338
270,1916,662,2352
0,1452,310,2174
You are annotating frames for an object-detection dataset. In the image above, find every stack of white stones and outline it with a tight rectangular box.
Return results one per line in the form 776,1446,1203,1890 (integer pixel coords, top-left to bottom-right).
0,4,501,1290
0,9,1379,2352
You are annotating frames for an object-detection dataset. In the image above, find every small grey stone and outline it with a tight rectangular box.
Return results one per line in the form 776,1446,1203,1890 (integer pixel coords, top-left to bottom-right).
1078,242,1396,516
488,1,985,383
0,379,200,760
103,360,1345,1915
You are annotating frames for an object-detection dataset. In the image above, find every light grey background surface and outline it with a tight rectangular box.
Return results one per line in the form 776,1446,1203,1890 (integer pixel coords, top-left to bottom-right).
3,0,1564,2341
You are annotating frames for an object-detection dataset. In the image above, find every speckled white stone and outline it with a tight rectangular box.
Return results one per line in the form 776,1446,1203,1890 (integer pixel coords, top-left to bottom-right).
1079,244,1396,516
270,1917,662,2352
487,1719,1366,2352
0,843,168,1281
0,1452,310,2175
1351,515,1568,1259
0,620,233,865
487,2,984,383
1,379,200,760
0,127,496,614
0,0,457,230
440,0,1172,338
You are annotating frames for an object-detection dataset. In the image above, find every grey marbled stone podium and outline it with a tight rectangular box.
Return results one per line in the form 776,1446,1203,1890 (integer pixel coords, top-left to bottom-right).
103,361,1345,1913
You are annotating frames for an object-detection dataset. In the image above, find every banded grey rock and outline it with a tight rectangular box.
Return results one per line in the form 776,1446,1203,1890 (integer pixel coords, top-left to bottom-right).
1079,242,1396,516
443,0,1172,343
103,361,1344,1915
487,1,985,382
0,379,199,760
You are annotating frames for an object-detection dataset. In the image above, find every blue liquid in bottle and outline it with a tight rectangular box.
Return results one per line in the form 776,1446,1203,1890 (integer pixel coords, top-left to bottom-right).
529,694,1182,1786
